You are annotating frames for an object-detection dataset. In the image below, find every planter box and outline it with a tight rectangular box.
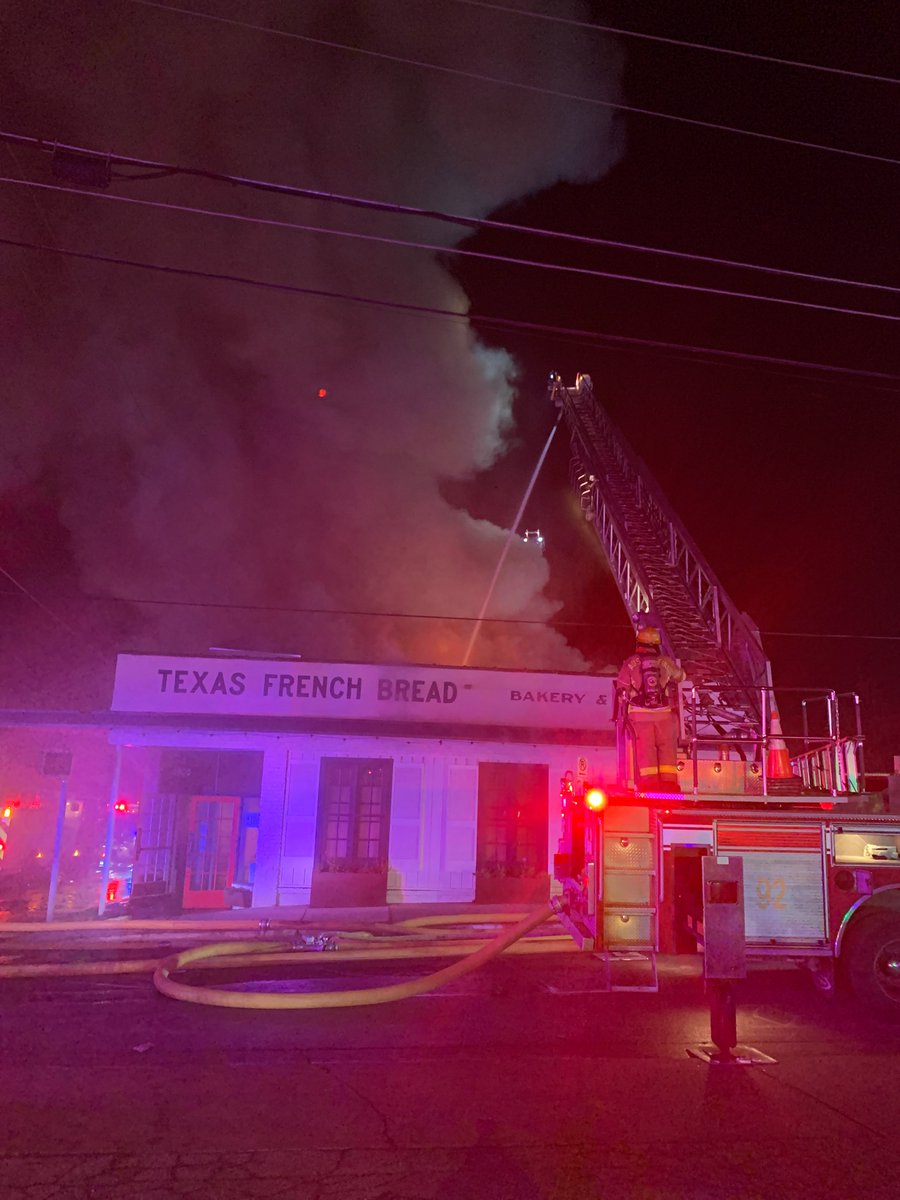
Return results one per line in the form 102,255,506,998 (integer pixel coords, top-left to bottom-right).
225,885,252,909
310,871,388,908
474,873,550,906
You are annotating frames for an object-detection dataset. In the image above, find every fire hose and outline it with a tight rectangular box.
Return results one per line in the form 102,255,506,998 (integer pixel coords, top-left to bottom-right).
0,905,565,1006
152,902,559,1009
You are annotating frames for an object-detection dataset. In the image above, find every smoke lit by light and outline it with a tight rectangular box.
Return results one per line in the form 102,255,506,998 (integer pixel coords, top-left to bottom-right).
0,1,623,675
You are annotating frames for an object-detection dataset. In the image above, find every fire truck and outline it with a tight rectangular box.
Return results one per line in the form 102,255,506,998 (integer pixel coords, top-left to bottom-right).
549,373,900,1015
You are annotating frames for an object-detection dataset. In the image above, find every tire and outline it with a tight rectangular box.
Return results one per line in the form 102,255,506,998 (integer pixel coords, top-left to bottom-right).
844,914,900,1015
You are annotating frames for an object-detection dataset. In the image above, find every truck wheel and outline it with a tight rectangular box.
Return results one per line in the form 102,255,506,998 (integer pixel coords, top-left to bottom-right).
845,915,900,1014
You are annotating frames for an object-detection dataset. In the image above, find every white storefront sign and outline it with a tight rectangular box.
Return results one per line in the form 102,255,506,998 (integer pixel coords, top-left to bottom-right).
112,655,614,733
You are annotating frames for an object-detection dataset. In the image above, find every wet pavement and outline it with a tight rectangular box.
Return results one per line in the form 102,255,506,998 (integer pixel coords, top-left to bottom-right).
2,947,899,1198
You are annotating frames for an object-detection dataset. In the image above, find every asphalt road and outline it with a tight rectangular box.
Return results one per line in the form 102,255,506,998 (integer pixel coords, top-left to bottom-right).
2,949,899,1199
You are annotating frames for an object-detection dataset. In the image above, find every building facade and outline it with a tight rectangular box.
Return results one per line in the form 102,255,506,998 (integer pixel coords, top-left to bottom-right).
109,655,618,911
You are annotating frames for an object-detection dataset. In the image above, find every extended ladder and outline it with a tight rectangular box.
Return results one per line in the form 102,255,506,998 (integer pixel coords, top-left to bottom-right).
550,372,770,750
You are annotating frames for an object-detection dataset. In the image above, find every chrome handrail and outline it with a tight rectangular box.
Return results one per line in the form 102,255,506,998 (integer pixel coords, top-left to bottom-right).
681,684,865,797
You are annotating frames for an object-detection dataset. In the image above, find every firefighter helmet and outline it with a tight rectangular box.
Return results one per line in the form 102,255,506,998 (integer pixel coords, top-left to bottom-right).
635,626,661,648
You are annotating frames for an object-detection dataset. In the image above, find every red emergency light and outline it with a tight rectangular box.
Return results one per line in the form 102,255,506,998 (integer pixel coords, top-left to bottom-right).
114,799,129,813
584,787,608,812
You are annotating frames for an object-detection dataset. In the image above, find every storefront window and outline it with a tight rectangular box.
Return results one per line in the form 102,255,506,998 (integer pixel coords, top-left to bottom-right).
134,750,264,908
316,759,391,870
477,762,548,876
234,800,260,886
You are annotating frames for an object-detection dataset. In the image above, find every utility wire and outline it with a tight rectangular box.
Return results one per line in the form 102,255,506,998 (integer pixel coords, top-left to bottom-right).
3,176,897,322
0,565,84,640
4,130,897,299
2,235,898,386
123,0,900,167
32,588,900,642
441,0,900,86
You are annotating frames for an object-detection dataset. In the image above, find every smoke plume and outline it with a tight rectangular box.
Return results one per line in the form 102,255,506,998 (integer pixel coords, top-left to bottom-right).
0,0,623,689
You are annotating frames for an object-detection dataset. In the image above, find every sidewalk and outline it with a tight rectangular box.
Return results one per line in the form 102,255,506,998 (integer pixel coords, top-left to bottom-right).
0,901,549,952
0,899,539,927
180,900,537,926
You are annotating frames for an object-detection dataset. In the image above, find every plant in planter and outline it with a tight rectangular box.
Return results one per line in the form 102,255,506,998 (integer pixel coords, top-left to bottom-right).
317,856,387,873
474,859,549,902
310,857,389,907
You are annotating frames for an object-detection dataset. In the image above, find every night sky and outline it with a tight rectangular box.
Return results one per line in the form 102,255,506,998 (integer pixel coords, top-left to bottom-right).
1,1,898,766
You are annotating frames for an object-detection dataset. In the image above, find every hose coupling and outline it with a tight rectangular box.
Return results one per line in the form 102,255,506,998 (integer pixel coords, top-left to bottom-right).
292,934,338,952
549,896,568,916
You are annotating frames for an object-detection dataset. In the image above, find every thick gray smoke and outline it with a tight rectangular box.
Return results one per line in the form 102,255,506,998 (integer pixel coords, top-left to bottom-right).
0,0,623,678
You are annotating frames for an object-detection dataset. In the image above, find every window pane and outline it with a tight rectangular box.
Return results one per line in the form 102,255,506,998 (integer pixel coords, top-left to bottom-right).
318,759,392,867
477,763,548,872
834,830,900,864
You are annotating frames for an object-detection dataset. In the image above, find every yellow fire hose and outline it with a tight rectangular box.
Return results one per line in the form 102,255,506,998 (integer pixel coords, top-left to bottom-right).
0,906,570,993
152,902,558,1009
0,919,290,934
0,912,534,936
0,937,574,979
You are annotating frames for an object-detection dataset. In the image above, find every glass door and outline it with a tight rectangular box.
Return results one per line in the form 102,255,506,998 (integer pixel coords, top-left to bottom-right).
182,795,240,909
131,792,177,903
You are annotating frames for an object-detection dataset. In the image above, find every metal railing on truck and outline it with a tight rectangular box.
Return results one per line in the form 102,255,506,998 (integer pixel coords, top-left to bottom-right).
677,685,865,798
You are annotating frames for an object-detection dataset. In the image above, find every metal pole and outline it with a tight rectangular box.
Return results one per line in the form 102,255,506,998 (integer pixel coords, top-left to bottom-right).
98,744,123,917
853,693,866,790
830,690,840,795
462,413,562,666
45,777,68,922
712,585,722,647
760,686,768,797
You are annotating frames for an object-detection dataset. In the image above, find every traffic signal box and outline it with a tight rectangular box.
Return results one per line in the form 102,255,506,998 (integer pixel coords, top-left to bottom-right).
700,856,747,982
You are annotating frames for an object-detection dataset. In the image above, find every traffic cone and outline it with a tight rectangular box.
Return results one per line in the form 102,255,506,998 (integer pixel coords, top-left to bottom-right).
766,699,793,778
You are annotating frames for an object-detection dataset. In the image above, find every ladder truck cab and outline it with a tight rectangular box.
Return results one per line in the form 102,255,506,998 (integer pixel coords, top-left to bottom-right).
549,372,900,1013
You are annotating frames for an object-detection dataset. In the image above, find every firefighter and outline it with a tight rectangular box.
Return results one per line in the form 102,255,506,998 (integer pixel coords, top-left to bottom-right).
616,626,685,791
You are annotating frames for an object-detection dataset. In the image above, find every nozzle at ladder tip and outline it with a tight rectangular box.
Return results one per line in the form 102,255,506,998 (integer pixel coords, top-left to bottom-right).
766,701,794,779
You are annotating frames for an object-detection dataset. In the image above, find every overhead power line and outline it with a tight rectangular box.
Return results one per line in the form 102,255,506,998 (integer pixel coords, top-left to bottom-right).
441,0,900,86
3,175,897,322
37,588,900,642
2,131,897,300
0,565,84,640
2,235,898,387
123,0,900,167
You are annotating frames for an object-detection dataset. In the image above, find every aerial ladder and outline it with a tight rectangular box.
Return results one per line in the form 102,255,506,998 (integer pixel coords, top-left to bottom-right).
548,371,862,798
547,375,897,1018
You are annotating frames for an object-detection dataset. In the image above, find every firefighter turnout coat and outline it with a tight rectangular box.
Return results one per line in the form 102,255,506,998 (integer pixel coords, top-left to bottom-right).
616,650,685,789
